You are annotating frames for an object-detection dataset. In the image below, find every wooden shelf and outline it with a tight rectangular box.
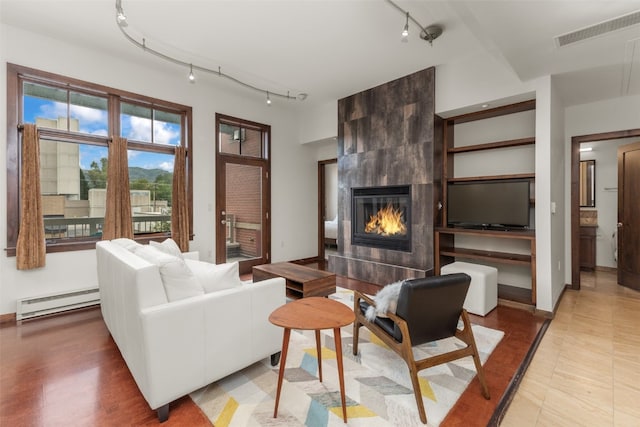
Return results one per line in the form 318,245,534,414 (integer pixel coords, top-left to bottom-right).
447,137,535,154
498,284,533,305
445,99,536,125
447,173,535,183
436,227,534,239
439,247,531,266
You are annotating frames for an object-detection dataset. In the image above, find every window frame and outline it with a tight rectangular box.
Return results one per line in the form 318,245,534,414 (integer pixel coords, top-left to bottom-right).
6,63,193,255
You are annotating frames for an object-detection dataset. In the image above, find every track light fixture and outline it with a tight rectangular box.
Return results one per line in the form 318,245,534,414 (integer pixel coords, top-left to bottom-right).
401,12,409,41
386,0,443,46
114,0,306,103
115,0,127,27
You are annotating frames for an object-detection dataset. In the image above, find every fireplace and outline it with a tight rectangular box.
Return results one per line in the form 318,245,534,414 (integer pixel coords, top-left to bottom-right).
352,185,411,252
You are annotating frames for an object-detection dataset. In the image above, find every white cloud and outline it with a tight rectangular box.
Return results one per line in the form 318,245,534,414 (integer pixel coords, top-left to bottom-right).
128,116,152,141
154,122,180,145
125,116,179,145
158,161,174,171
70,104,106,123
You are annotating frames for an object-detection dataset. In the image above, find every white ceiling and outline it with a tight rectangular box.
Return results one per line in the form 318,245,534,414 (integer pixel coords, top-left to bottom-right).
1,0,639,111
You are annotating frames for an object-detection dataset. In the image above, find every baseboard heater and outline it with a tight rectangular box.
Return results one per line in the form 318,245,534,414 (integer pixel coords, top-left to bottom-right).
16,287,100,321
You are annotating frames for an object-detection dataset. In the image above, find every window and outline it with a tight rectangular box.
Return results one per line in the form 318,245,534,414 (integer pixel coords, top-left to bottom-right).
218,122,268,158
6,64,193,254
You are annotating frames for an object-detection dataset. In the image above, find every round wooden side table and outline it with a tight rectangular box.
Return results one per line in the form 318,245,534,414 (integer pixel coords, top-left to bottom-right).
269,296,355,423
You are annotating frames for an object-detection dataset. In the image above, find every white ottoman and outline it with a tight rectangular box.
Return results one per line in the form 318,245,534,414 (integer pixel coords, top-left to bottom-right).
441,261,498,316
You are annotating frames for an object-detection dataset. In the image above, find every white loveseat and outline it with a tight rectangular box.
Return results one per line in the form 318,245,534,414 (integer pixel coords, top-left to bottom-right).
96,239,286,422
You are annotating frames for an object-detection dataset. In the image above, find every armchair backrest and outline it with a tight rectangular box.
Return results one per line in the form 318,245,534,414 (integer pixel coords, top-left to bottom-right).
394,273,471,345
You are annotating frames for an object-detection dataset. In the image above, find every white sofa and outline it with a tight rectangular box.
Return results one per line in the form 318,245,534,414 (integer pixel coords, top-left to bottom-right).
96,239,286,422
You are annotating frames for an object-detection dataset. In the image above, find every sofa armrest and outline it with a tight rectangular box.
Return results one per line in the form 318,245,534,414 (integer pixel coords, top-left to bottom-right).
135,278,285,409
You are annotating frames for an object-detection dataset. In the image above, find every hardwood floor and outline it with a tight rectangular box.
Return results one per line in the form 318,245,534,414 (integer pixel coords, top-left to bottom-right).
501,270,640,426
4,267,597,427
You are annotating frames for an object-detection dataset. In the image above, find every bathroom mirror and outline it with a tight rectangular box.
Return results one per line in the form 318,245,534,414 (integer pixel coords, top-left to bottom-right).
579,160,596,207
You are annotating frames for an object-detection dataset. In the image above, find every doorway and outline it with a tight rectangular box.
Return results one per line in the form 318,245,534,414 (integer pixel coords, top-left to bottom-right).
318,159,337,262
571,128,640,289
215,114,271,275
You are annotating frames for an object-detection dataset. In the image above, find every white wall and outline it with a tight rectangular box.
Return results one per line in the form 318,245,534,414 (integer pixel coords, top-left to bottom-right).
534,77,554,312
563,95,640,284
297,101,337,144
549,76,567,310
0,24,319,314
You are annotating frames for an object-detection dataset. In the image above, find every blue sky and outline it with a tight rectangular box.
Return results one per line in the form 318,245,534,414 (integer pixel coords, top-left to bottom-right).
24,96,179,171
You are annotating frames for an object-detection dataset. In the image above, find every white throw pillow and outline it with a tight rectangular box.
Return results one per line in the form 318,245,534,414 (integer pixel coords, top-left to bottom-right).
149,238,184,259
365,280,404,321
134,245,204,302
185,259,243,293
111,238,142,252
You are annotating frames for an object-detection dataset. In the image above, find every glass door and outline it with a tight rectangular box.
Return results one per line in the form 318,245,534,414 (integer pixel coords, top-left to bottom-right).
215,114,270,274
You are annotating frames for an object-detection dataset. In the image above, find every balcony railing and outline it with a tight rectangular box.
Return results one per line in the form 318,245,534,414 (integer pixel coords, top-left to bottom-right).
43,214,171,241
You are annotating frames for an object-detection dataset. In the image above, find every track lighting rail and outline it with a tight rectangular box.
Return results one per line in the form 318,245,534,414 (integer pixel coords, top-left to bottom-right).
114,0,306,103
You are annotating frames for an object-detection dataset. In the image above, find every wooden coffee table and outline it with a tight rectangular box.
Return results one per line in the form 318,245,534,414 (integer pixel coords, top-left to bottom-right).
269,297,355,423
252,262,336,299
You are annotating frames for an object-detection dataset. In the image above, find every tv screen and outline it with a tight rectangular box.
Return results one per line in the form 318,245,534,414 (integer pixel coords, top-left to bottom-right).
447,180,530,229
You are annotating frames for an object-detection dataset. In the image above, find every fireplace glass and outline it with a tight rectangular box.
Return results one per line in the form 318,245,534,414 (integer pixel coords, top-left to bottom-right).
352,185,411,251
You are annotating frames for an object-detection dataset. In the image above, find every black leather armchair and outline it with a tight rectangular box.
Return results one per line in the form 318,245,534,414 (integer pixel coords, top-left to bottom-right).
353,273,490,424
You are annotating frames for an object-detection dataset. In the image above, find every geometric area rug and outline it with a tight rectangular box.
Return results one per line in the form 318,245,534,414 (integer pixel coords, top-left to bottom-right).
190,287,504,427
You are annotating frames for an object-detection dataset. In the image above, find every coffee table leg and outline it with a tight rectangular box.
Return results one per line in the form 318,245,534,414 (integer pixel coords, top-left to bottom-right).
315,329,323,382
273,327,291,418
334,327,347,423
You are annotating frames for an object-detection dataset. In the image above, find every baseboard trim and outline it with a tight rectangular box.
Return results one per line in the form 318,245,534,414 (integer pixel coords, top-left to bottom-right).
0,312,16,325
487,317,551,426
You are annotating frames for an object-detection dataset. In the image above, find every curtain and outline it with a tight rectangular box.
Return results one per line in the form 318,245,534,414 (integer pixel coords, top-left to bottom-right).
102,136,133,240
16,124,46,270
171,146,189,252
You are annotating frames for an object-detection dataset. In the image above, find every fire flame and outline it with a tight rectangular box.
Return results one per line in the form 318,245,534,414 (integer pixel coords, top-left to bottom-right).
364,203,407,236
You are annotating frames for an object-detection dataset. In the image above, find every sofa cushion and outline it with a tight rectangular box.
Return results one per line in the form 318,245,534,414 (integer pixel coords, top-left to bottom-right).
134,245,204,302
185,259,243,293
149,238,184,259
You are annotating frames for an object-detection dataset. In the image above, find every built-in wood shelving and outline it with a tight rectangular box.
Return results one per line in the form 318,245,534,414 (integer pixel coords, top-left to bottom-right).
447,137,535,154
447,173,535,183
439,99,537,306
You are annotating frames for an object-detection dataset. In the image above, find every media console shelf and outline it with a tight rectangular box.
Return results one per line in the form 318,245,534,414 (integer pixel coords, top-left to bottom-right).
435,227,536,305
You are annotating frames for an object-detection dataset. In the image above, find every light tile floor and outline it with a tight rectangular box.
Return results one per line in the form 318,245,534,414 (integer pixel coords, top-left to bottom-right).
501,270,640,426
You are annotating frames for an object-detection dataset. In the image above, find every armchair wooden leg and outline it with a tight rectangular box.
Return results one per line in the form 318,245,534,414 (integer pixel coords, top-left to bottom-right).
471,350,490,399
461,310,490,399
407,361,427,424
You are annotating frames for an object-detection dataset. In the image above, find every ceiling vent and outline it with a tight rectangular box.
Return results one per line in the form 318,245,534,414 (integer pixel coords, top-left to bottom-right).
556,10,640,47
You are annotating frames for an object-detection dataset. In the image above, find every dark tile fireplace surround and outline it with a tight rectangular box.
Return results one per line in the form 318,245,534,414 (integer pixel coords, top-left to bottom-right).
329,67,441,285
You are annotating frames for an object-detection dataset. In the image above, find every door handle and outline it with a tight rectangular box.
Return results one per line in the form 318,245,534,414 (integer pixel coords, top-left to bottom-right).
221,220,226,225
617,222,623,228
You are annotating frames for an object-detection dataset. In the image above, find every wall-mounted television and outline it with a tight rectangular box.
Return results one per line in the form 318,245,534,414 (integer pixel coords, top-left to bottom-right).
447,180,531,230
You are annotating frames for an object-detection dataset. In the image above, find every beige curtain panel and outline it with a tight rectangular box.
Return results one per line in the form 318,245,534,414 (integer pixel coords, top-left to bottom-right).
171,146,189,252
16,124,46,270
102,136,133,240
